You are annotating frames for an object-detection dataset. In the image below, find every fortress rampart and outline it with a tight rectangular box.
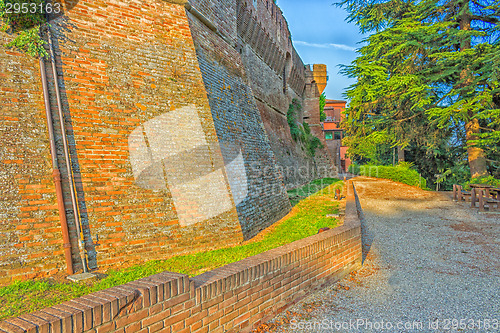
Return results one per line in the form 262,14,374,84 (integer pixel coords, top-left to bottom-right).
0,0,335,281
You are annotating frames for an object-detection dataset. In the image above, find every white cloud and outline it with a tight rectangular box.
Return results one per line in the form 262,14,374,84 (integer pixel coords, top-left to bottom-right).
293,40,356,52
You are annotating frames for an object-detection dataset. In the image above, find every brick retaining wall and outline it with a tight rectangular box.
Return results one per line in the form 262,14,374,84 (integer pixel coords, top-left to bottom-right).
0,181,362,333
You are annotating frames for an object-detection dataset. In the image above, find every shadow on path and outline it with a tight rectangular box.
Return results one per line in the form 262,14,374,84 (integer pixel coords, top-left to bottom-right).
263,176,500,333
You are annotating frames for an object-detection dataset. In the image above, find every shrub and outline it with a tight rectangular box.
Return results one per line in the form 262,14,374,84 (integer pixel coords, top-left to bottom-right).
463,176,500,190
287,99,324,157
349,163,428,189
0,0,48,57
287,99,302,141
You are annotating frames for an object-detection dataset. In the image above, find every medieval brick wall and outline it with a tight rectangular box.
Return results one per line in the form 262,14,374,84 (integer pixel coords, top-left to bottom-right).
47,0,247,272
235,0,336,188
1,0,245,281
0,0,334,280
186,0,291,239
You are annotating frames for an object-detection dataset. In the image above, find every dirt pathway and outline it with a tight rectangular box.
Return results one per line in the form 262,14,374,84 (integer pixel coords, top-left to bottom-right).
259,177,500,332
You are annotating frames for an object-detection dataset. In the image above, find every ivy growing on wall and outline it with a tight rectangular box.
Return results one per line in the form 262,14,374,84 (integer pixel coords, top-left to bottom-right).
319,92,326,122
0,0,48,57
287,98,302,141
287,98,324,157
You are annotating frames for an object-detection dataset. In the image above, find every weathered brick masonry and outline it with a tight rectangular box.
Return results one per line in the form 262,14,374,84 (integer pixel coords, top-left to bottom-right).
0,45,63,282
186,0,291,239
44,0,245,273
0,181,362,333
1,0,242,281
235,0,336,188
0,0,334,280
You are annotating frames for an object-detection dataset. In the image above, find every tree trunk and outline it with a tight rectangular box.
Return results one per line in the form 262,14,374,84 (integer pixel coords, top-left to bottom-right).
465,118,489,178
459,7,489,179
397,145,405,163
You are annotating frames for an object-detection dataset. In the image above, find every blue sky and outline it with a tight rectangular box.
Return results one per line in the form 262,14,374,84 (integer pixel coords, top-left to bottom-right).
277,0,367,100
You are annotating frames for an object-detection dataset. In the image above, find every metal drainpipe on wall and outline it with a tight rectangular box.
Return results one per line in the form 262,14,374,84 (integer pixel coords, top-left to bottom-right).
46,23,89,273
39,50,74,275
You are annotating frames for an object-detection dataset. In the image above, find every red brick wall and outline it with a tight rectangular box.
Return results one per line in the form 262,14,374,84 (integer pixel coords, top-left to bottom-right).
0,0,335,282
0,0,243,281
0,181,362,333
0,41,68,284
50,0,243,271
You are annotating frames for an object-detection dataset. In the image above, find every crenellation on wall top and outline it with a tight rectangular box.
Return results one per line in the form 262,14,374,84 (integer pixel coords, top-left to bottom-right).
239,0,291,50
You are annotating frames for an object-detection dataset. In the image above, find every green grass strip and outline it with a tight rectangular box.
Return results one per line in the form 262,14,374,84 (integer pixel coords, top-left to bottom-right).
287,177,340,206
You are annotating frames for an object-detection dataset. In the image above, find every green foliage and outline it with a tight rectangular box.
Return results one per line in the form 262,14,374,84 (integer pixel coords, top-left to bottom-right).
287,99,324,157
349,163,428,189
301,122,324,157
396,161,414,169
432,162,471,191
338,0,500,183
463,176,500,190
342,130,394,165
0,0,47,57
0,179,343,321
308,136,323,157
404,138,471,190
319,92,326,122
287,98,302,141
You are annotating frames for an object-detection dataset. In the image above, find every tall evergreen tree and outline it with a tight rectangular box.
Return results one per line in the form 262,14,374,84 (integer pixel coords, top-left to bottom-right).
339,0,500,179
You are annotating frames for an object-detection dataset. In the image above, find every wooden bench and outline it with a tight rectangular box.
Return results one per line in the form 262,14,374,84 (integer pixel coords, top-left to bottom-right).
453,184,471,202
473,187,500,212
454,184,500,212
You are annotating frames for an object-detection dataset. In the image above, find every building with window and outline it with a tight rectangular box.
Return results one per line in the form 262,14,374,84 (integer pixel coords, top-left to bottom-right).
322,99,351,172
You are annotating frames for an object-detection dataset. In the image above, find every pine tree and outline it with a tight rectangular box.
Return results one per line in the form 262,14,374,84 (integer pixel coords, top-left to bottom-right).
338,0,500,179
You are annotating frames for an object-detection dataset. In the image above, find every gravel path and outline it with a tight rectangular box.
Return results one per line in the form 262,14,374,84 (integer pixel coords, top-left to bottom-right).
263,177,500,333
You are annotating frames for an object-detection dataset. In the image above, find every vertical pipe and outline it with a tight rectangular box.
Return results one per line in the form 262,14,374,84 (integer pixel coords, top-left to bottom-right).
39,57,74,275
47,24,88,273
